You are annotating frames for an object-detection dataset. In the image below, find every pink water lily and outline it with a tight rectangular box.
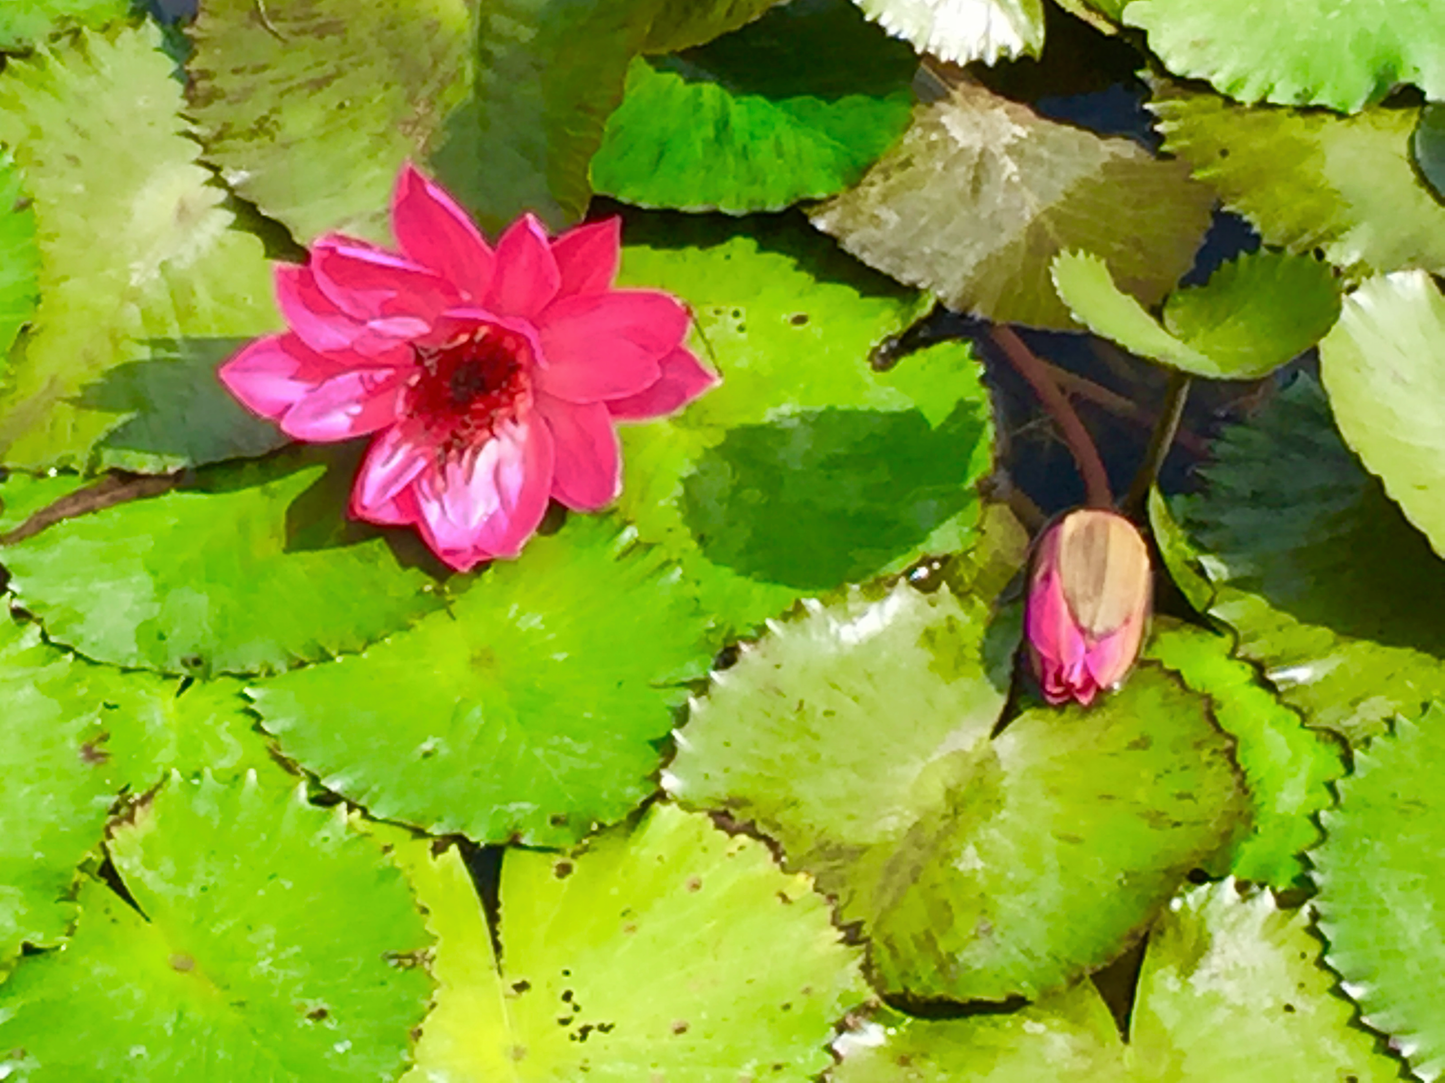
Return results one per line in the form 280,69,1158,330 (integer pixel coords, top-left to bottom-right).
219,164,718,571
1025,508,1153,706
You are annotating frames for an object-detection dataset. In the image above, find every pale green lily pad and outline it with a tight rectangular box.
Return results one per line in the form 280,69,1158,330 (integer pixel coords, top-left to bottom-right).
1319,271,1445,560
616,213,991,636
1314,702,1445,1082
593,0,916,214
1150,80,1445,277
0,0,128,51
1125,0,1445,112
1163,376,1445,747
0,773,432,1080
1147,621,1343,888
669,569,1246,1001
854,0,1046,64
398,805,866,1081
833,881,1402,1081
249,514,712,846
0,24,287,472
810,81,1213,329
1052,249,1340,379
0,153,38,360
2,445,444,677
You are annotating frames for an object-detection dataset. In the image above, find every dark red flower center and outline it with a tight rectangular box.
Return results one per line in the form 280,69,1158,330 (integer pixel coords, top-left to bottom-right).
407,322,532,454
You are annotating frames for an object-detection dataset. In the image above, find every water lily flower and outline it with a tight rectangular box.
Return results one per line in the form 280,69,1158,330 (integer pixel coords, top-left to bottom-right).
1025,508,1152,706
219,163,718,571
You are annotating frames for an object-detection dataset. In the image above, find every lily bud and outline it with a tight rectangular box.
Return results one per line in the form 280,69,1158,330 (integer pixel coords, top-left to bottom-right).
1025,508,1153,706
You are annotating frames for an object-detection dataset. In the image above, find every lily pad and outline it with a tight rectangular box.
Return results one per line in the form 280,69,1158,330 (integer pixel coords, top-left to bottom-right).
854,0,1046,63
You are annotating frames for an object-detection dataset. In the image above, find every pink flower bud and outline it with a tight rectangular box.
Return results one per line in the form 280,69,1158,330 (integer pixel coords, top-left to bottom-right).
1024,508,1153,706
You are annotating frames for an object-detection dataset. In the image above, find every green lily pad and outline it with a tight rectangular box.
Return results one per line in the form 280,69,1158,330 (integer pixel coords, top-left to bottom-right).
1414,101,1445,202
593,0,916,214
1314,701,1445,1082
1162,375,1445,747
833,881,1403,1081
249,514,711,846
1147,621,1343,888
616,213,991,636
642,0,783,53
1052,249,1341,379
399,805,867,1080
2,445,445,677
669,570,1246,1001
1125,0,1445,112
0,153,38,360
1319,271,1445,560
810,81,1213,329
0,772,432,1081
0,0,128,51
1150,80,1445,278
854,0,1046,63
0,23,287,472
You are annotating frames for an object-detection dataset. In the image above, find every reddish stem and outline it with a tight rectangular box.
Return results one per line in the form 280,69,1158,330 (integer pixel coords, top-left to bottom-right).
990,325,1113,509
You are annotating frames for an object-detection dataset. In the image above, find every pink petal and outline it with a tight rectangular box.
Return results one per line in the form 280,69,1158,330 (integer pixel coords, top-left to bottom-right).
537,395,620,510
391,163,496,300
354,481,422,528
279,367,408,442
606,346,718,420
1083,623,1146,691
218,334,335,420
310,237,459,324
484,214,561,320
352,425,432,521
533,290,690,403
274,263,365,354
551,218,620,298
413,419,555,570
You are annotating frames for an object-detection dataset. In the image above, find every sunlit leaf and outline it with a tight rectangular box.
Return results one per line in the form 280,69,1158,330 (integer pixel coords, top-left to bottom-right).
2,445,444,677
669,551,1245,1000
1052,249,1340,379
1125,0,1445,112
1319,271,1445,560
812,81,1212,329
399,805,867,1080
833,881,1402,1081
853,0,1046,64
0,153,38,360
1160,376,1445,747
0,0,128,51
0,773,432,1080
1314,702,1445,1082
0,24,286,472
1150,80,1445,277
249,515,711,846
1147,621,1343,889
616,213,992,636
593,0,916,213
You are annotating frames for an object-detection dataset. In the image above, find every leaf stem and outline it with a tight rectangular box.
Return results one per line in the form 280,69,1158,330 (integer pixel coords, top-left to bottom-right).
990,325,1113,509
1122,371,1191,520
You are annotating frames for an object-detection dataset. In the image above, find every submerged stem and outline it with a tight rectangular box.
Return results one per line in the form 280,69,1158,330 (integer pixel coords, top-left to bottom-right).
1122,371,1191,520
990,325,1113,509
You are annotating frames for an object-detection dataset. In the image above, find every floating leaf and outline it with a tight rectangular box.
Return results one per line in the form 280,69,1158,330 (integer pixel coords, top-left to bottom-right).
400,805,866,1080
1125,0,1445,112
2,445,444,677
852,0,1046,64
0,0,128,51
0,773,432,1081
1320,271,1445,560
811,80,1212,329
1147,621,1342,888
1314,702,1445,1082
1414,102,1445,202
1150,80,1445,277
249,515,711,846
1162,376,1445,747
593,0,916,213
616,213,991,636
0,24,286,472
1052,249,1340,379
642,0,783,53
186,0,475,244
669,570,1245,1001
0,153,38,359
834,881,1402,1081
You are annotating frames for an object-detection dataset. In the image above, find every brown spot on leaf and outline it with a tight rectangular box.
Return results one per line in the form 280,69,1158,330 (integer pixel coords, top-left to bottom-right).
671,1020,689,1035
169,953,195,972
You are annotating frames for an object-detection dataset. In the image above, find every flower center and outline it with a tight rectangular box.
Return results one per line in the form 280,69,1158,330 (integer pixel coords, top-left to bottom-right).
407,322,532,455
